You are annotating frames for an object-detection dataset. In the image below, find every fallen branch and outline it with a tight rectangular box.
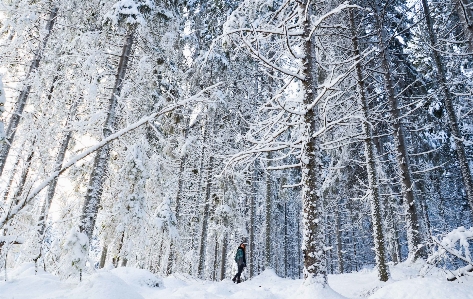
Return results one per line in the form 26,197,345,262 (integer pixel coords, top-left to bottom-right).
446,264,473,281
422,227,473,281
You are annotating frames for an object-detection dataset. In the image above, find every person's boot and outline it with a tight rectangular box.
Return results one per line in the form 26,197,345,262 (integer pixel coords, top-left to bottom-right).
237,279,241,284
232,276,237,283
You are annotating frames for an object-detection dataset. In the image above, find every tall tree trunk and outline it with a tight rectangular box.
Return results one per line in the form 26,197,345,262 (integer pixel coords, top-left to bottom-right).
434,172,447,231
219,235,227,281
12,138,36,205
80,29,134,239
284,201,288,277
417,177,432,238
296,207,302,278
166,242,175,275
197,155,214,278
347,199,358,272
373,136,402,264
326,217,333,274
350,10,389,281
32,67,68,267
212,234,219,281
114,230,125,268
300,1,326,284
386,187,401,263
374,6,423,261
197,112,216,278
2,151,21,202
0,7,58,176
175,121,189,220
37,100,78,238
99,244,108,269
265,152,272,269
335,198,343,274
249,160,256,278
454,0,473,51
167,119,190,275
421,0,473,212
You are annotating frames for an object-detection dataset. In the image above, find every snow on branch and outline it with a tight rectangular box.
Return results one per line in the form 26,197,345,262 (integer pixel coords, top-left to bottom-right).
308,2,361,39
0,83,222,230
422,226,473,281
104,0,155,26
240,37,305,80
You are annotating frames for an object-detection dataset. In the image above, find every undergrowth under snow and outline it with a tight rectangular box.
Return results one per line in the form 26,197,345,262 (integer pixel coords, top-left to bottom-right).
0,261,472,299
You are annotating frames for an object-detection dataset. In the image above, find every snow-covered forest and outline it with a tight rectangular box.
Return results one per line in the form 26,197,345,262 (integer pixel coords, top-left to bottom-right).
0,0,472,298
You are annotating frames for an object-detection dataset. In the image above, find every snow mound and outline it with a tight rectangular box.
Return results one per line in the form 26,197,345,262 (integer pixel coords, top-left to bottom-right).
111,267,162,288
8,262,46,278
296,274,348,299
1,262,473,299
369,276,473,299
249,268,280,282
66,271,144,299
0,263,67,299
296,284,347,299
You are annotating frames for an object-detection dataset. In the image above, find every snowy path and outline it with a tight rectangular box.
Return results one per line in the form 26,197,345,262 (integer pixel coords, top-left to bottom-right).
0,262,472,299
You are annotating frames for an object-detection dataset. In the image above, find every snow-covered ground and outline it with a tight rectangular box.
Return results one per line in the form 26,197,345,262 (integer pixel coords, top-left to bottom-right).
0,261,472,299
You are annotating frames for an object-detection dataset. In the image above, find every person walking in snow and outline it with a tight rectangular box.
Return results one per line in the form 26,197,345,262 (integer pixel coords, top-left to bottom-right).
232,242,246,283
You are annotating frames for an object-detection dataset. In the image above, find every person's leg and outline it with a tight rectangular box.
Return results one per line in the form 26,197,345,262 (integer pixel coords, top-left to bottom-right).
233,264,241,282
232,272,237,282
236,264,244,283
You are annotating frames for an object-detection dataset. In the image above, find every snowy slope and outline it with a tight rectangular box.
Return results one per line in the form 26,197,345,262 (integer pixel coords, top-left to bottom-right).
0,262,472,299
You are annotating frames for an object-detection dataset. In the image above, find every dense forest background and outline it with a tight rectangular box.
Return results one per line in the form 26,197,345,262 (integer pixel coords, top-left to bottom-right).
0,0,472,285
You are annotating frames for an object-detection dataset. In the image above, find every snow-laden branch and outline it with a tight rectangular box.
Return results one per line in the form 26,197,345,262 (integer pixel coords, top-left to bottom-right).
267,163,301,170
422,226,473,281
240,37,305,80
308,2,361,39
224,27,303,37
0,83,222,229
307,49,374,111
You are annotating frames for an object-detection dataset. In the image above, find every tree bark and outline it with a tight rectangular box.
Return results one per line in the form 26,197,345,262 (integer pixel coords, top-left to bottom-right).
219,235,227,281
212,234,219,281
373,136,402,264
167,118,190,275
334,198,343,274
197,112,216,278
373,5,423,261
249,160,256,278
80,29,134,240
265,152,272,269
0,7,58,176
347,199,358,272
197,154,214,278
284,201,288,277
99,244,108,269
350,9,389,281
2,151,21,203
114,230,125,268
12,138,36,205
300,0,326,284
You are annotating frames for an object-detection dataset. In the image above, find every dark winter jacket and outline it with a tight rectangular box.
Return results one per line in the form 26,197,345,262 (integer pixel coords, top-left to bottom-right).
234,245,246,267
